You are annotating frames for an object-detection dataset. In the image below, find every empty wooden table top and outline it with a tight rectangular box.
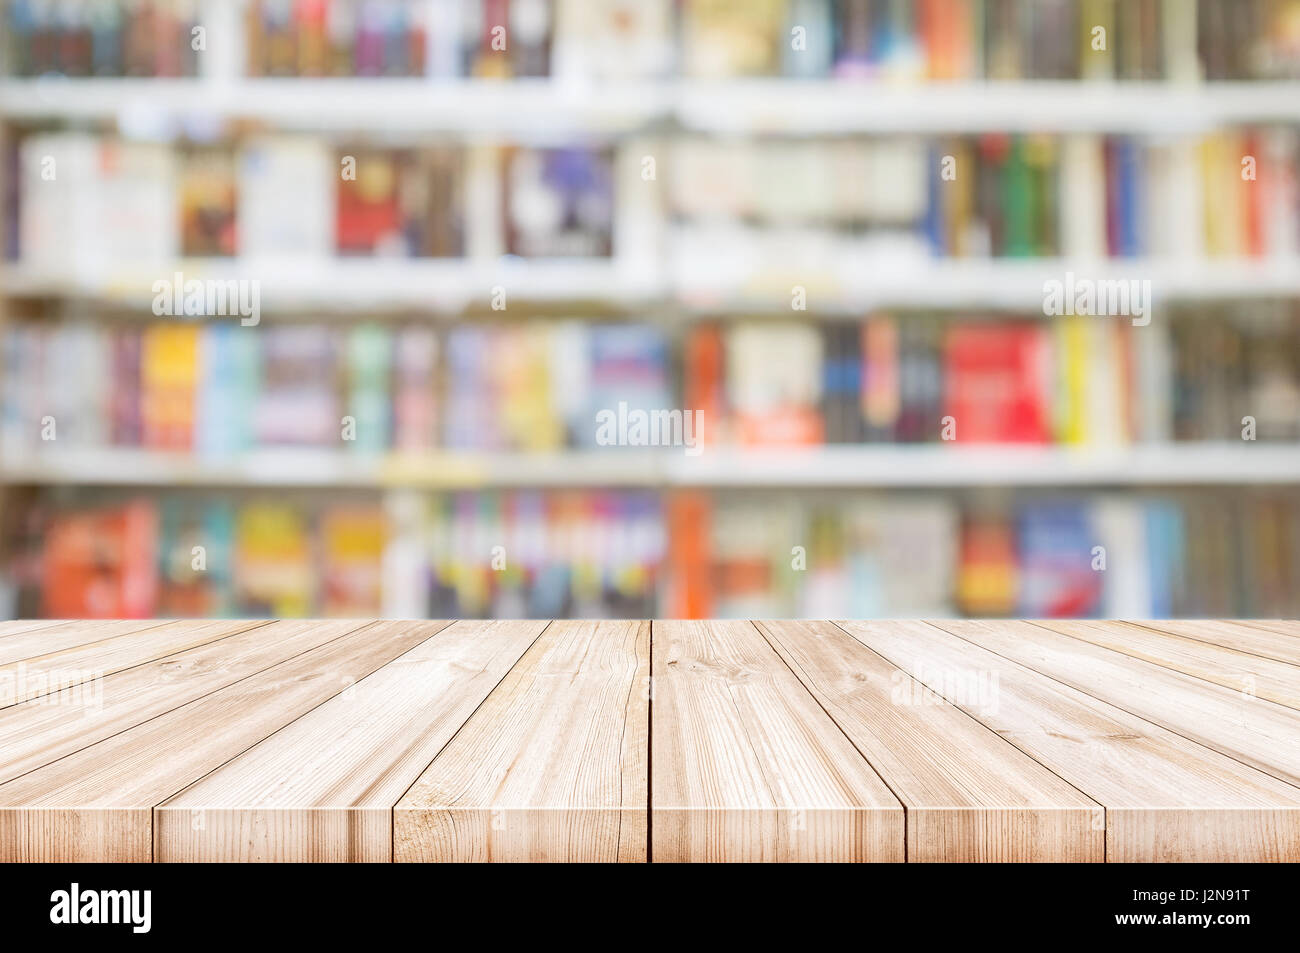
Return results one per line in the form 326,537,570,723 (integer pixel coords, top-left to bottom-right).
0,618,1297,863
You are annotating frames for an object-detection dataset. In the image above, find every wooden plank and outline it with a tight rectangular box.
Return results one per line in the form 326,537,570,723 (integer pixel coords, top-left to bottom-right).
756,620,1101,862
1036,619,1300,710
0,619,450,862
929,619,1300,790
0,620,70,637
651,620,903,862
1126,619,1300,667
0,619,170,667
0,619,268,708
394,620,649,863
155,620,547,862
837,620,1300,862
1234,620,1300,637
0,619,373,786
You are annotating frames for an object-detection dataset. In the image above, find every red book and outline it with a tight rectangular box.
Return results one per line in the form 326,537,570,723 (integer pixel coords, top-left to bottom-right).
944,323,1051,443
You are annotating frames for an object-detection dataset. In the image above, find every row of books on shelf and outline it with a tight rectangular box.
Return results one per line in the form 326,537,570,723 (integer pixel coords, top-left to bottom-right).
8,0,1300,81
13,129,1297,270
681,0,1300,81
673,130,1300,260
3,0,203,78
7,489,1297,619
4,307,1297,455
12,133,614,264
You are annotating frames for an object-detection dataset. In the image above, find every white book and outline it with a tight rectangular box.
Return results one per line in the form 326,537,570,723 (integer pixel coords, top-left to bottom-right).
1086,318,1125,445
1093,496,1152,617
869,138,927,224
1264,128,1299,259
382,490,429,619
1147,136,1204,259
238,136,332,260
1060,135,1107,260
726,322,823,413
1133,318,1172,442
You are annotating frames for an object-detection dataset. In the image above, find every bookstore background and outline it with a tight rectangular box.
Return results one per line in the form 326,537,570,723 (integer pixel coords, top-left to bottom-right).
1,0,1298,621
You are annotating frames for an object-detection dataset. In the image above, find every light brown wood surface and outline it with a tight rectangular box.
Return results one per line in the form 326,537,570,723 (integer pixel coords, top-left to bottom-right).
1131,619,1300,666
0,619,371,786
837,620,1300,862
0,619,169,667
757,620,1102,861
652,620,904,862
1035,618,1300,710
156,620,544,862
931,618,1300,789
0,619,267,708
2,618,1298,862
0,620,67,637
394,620,649,863
0,620,446,861
1233,620,1300,637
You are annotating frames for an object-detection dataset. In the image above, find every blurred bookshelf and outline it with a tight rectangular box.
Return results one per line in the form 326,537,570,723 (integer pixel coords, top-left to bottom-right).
2,0,1300,621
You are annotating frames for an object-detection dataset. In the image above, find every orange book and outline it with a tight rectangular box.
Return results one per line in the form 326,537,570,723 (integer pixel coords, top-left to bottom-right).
956,516,1018,616
42,501,158,618
667,493,712,619
684,325,725,446
320,506,386,616
1243,131,1265,258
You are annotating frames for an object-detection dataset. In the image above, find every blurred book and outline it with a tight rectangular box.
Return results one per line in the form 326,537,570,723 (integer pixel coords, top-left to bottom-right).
8,306,1299,455
504,146,614,257
19,487,1300,618
41,499,157,618
335,146,464,257
4,0,202,77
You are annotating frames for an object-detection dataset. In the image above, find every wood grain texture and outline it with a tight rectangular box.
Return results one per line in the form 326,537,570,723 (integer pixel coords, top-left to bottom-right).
652,620,903,862
0,620,67,636
2,618,1297,863
394,620,649,863
0,620,446,862
1131,619,1300,666
0,619,267,708
1233,620,1300,637
1036,619,1300,710
0,619,169,667
931,618,1300,788
836,620,1300,861
0,619,371,786
156,620,545,862
757,620,1102,862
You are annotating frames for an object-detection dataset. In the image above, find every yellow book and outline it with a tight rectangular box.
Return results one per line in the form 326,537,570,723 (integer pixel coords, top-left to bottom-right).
141,323,199,449
1079,0,1116,81
1055,314,1090,445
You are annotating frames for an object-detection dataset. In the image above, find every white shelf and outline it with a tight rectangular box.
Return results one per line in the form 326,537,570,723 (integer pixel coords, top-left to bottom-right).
6,444,1298,489
676,257,1300,313
673,80,1300,134
665,445,1300,487
0,78,670,138
2,258,667,312
5,78,1299,135
0,448,661,489
8,257,1296,312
